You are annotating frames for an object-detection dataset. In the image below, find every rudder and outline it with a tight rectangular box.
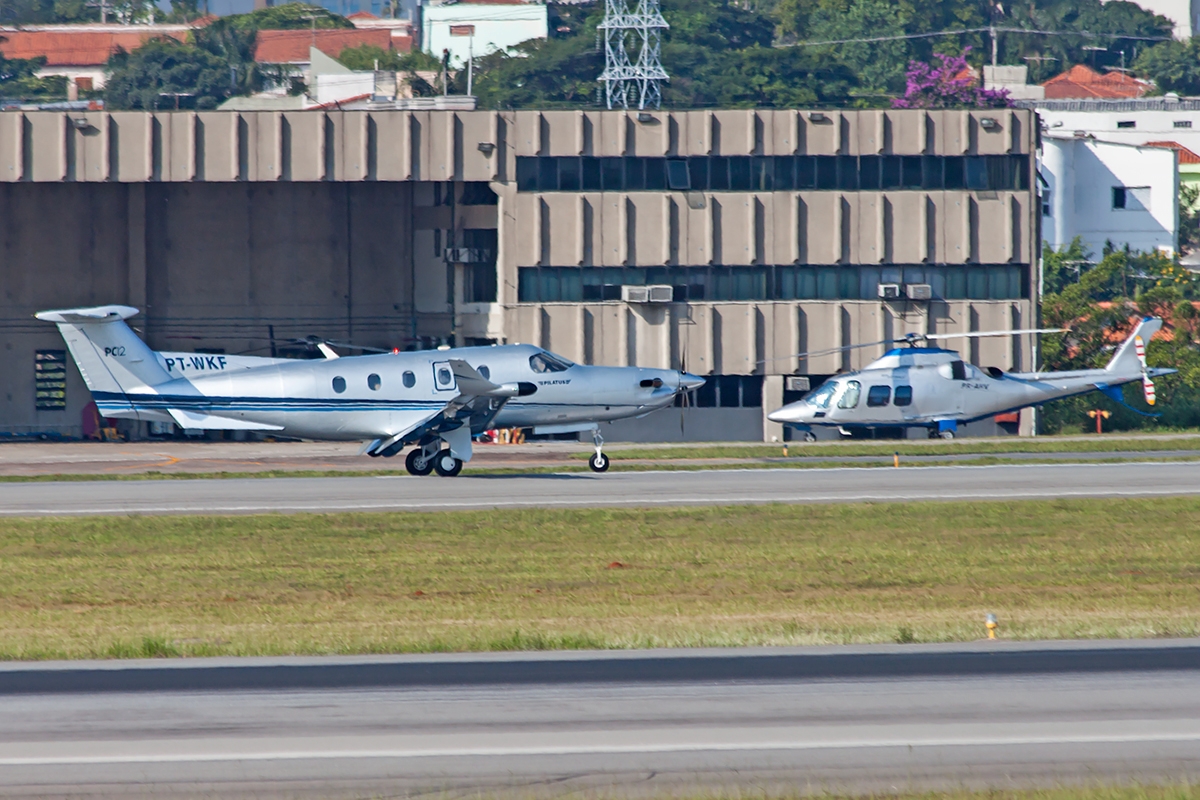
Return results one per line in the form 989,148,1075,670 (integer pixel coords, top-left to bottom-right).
1105,317,1163,375
36,306,172,401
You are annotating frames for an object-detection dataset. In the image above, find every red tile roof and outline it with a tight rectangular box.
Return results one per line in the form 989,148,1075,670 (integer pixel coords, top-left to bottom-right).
1041,64,1150,100
346,10,378,18
1144,140,1200,164
0,29,187,66
254,28,393,63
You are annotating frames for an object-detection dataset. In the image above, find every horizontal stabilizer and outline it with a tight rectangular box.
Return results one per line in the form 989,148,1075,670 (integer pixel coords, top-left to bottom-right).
167,409,284,431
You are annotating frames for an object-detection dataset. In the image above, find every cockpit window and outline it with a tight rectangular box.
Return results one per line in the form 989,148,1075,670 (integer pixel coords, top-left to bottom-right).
837,380,862,409
529,351,574,373
805,381,838,409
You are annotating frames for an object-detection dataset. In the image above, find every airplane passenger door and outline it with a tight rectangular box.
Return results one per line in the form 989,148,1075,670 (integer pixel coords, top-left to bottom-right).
432,361,457,392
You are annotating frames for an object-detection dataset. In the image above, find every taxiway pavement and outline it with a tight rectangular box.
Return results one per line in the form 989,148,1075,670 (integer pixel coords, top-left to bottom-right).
2,641,1198,797
2,460,1200,516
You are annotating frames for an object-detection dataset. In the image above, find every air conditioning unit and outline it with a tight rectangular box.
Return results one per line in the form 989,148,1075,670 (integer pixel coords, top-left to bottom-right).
622,284,674,303
906,283,933,301
785,376,811,392
878,283,901,300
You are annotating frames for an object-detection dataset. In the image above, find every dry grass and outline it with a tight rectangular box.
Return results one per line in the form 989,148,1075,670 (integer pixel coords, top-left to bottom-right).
2,498,1199,660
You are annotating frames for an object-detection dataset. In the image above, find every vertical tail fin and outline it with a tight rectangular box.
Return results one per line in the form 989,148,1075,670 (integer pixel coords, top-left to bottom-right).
1106,317,1164,375
36,306,172,406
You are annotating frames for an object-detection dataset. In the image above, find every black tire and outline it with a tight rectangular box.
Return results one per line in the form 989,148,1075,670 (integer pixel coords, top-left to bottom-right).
433,451,464,477
588,452,610,473
940,430,955,440
405,448,434,476
368,450,383,458
802,431,817,443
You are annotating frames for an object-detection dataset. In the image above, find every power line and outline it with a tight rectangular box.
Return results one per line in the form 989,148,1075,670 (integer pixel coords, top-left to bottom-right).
778,26,1172,49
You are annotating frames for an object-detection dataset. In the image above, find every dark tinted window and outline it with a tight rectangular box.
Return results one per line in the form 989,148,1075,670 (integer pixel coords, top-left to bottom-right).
867,385,891,407
538,157,556,191
774,156,795,190
478,365,490,380
558,157,580,191
602,158,623,191
367,373,381,390
815,157,837,190
402,370,416,388
729,157,752,190
894,385,913,406
709,157,729,191
624,156,645,190
646,158,667,190
858,155,880,190
667,159,690,190
951,361,966,381
332,376,346,393
582,157,602,190
516,158,537,191
902,156,923,189
837,156,858,190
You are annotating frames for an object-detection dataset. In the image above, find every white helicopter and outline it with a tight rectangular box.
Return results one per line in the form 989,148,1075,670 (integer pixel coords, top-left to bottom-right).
38,305,705,476
768,317,1175,440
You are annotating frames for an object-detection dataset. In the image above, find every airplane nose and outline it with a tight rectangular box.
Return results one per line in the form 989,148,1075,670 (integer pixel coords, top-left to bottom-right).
678,372,706,392
767,403,804,424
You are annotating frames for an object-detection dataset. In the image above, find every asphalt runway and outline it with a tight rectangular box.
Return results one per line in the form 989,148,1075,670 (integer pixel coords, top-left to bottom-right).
3,460,1200,516
2,642,1199,797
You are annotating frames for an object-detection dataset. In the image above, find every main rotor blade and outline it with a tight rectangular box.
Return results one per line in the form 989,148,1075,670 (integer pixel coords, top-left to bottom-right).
758,339,893,365
923,327,1067,340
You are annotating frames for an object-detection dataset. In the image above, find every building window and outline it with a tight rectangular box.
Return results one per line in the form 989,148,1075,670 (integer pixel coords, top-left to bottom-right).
1116,120,1136,129
516,264,1028,303
1113,186,1150,210
34,350,67,411
513,155,1031,193
1176,120,1193,129
1042,190,1051,217
689,375,764,408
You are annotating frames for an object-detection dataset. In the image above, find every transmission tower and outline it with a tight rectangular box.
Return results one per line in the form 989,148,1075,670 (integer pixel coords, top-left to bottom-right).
597,0,669,111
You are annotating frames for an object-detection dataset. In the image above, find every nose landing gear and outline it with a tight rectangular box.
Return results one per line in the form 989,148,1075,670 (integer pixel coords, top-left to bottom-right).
588,428,610,473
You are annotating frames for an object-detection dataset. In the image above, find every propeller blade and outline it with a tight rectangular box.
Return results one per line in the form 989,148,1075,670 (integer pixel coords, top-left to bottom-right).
1134,335,1148,368
1143,374,1157,406
923,327,1067,341
1134,336,1156,405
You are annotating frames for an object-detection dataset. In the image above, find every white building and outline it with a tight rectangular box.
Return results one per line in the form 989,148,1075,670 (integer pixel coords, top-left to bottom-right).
421,2,548,67
1033,98,1200,155
1040,134,1179,258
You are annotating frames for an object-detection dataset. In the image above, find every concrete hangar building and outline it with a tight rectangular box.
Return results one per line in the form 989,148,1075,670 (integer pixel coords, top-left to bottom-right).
0,107,1039,441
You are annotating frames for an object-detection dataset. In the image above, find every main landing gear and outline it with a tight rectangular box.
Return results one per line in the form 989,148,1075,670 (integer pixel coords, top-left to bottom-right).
404,438,463,477
588,428,609,473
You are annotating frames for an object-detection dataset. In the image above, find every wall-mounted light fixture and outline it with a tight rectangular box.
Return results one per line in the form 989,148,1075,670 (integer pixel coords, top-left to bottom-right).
979,117,1000,131
71,118,91,131
636,112,656,123
807,111,829,123
477,142,496,155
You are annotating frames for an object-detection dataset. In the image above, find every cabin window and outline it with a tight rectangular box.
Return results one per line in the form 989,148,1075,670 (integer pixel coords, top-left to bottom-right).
951,361,966,381
529,352,573,373
806,381,838,409
367,373,381,390
837,380,861,409
867,385,891,407
402,370,416,388
437,367,454,388
894,385,913,406
478,365,490,380
332,376,346,393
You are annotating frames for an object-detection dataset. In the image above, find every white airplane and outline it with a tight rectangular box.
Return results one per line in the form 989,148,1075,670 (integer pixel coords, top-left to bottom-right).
38,305,705,476
767,317,1175,440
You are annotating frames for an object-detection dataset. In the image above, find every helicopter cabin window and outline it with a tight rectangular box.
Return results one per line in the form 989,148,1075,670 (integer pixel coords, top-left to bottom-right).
805,381,838,409
894,385,913,406
529,351,574,373
367,373,381,390
951,361,966,381
402,370,416,388
332,376,346,393
866,385,891,407
478,365,490,380
837,380,861,409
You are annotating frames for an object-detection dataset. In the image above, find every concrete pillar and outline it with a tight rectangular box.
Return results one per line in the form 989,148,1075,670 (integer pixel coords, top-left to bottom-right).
762,374,783,442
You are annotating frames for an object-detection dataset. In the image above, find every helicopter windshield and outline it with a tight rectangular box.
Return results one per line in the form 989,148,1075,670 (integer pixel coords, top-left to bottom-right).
529,350,575,374
805,380,839,409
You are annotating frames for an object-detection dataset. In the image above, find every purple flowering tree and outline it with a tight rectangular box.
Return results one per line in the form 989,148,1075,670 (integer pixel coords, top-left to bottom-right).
892,49,1011,109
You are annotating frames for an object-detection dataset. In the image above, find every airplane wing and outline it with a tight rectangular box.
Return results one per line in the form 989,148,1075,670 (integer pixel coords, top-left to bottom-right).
166,409,285,431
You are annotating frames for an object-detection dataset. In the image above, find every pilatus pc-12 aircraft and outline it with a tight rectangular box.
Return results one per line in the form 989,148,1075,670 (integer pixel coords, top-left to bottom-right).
38,305,704,476
768,318,1174,440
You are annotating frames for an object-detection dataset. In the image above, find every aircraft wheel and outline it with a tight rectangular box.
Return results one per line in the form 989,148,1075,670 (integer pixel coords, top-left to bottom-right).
368,450,383,458
433,451,464,477
939,430,956,440
802,431,817,443
588,452,610,473
405,448,434,476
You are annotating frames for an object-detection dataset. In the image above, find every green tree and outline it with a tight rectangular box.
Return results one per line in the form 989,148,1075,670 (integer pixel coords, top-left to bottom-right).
804,0,913,96
337,44,441,73
1134,37,1200,95
0,52,66,99
218,3,352,31
104,38,235,109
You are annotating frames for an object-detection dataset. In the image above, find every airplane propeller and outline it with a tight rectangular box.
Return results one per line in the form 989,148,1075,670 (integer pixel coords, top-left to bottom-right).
758,328,1067,366
1135,334,1156,406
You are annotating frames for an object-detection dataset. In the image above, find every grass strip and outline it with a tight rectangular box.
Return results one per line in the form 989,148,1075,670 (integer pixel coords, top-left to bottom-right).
2,497,1199,660
587,788,1200,800
585,437,1200,460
